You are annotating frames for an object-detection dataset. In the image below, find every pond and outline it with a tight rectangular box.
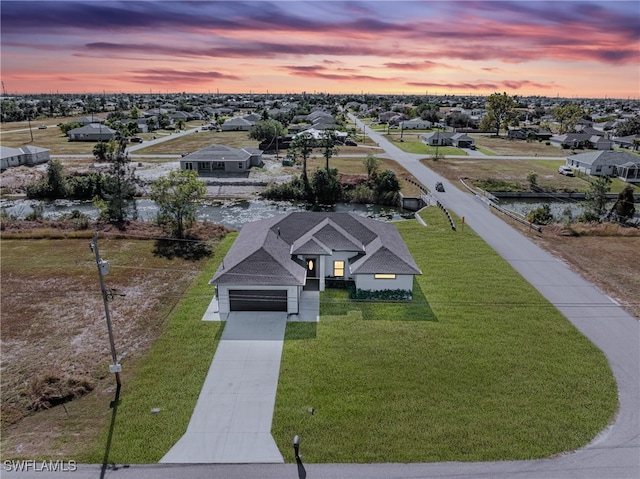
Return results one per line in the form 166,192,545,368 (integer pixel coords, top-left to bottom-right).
498,198,640,222
0,198,412,229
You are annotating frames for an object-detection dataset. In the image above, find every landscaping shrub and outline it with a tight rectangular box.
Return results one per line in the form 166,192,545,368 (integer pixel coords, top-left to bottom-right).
526,204,554,225
352,288,412,301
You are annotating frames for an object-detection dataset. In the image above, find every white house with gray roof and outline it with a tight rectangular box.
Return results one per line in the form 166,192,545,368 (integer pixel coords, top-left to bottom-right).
1,145,50,171
566,150,640,183
67,123,116,141
210,212,421,317
180,144,263,175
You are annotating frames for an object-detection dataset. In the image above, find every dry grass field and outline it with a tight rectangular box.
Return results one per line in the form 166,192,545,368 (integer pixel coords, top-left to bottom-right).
0,221,227,458
471,134,568,157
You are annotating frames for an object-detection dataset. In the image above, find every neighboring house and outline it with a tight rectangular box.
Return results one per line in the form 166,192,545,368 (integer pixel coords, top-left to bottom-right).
180,144,263,175
566,150,640,183
399,118,432,130
221,116,254,131
1,145,50,171
75,116,106,125
612,134,640,150
67,123,116,141
507,128,553,141
420,131,475,148
210,212,422,317
550,133,612,150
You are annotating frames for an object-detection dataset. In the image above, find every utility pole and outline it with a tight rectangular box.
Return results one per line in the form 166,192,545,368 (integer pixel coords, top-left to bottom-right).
90,232,122,389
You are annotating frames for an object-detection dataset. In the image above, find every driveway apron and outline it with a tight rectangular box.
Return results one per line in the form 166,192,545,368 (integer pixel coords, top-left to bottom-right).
160,312,288,463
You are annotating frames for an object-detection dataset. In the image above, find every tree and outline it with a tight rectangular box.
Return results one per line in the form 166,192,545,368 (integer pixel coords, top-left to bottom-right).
99,138,138,223
375,169,401,205
146,118,157,133
485,92,518,137
363,153,380,182
318,129,340,171
175,119,185,131
288,131,315,193
150,169,206,238
553,103,584,134
311,168,342,205
583,175,612,221
613,185,636,220
25,159,68,199
615,117,640,137
93,141,111,161
248,119,285,148
129,106,140,119
526,171,538,190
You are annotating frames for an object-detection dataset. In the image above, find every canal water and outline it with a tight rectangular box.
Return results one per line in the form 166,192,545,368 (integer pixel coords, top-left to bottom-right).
0,198,411,229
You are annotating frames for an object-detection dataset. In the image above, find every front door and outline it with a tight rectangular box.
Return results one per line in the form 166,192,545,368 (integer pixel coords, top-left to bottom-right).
304,257,319,291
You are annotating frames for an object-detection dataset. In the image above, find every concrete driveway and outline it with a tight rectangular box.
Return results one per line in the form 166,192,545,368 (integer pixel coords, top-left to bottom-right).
160,311,287,464
161,291,319,463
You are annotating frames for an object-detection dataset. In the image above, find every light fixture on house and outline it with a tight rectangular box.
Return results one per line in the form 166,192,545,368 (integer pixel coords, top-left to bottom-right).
308,259,314,271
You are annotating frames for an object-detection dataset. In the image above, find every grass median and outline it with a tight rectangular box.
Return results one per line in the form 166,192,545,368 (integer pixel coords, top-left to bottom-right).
272,207,616,463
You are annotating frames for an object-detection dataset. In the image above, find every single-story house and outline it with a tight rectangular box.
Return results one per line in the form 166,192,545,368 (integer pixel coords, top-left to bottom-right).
67,123,117,141
221,116,255,131
550,133,612,150
400,118,432,130
566,150,640,183
1,145,50,171
507,128,553,141
210,212,422,316
180,144,263,175
420,131,475,148
75,116,106,126
612,134,640,150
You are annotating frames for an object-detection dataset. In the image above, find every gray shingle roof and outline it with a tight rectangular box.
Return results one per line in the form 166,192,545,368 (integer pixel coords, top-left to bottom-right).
211,212,421,287
182,144,251,162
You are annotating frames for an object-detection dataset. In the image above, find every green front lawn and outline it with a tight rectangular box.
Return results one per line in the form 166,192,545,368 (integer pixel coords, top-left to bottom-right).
79,234,237,463
272,208,616,463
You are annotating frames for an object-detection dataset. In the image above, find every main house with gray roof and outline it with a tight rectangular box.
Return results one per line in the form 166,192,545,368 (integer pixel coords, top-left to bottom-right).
210,212,422,317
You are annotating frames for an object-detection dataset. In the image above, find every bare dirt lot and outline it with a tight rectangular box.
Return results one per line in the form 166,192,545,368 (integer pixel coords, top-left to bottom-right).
0,221,227,458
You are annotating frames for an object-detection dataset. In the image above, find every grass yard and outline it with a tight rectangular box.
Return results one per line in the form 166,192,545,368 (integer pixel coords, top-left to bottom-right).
271,207,617,463
0,228,230,462
422,157,636,194
78,233,236,463
471,134,567,157
385,133,464,156
134,129,258,155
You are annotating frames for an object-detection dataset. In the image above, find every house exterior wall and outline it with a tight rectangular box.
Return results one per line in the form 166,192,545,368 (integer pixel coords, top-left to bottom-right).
1,149,50,170
216,284,300,316
325,251,358,280
355,274,414,292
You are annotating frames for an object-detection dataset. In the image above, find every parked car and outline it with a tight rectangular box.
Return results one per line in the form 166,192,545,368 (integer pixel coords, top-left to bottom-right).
558,166,574,176
344,138,357,146
130,137,144,143
38,125,47,129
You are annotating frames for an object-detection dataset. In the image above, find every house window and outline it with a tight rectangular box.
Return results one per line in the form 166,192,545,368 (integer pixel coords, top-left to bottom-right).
595,166,602,173
238,162,243,169
374,274,396,279
333,260,344,277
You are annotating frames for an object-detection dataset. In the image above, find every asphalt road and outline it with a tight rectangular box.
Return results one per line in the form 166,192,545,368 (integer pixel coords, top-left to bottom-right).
5,119,638,479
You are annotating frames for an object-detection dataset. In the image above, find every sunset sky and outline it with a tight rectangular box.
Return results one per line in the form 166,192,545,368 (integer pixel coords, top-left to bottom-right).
1,0,638,98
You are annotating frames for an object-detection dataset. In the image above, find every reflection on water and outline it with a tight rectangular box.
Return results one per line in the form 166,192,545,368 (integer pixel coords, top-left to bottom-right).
0,198,410,229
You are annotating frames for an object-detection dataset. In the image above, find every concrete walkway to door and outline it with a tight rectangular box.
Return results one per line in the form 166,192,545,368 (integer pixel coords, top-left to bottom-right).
160,311,287,463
